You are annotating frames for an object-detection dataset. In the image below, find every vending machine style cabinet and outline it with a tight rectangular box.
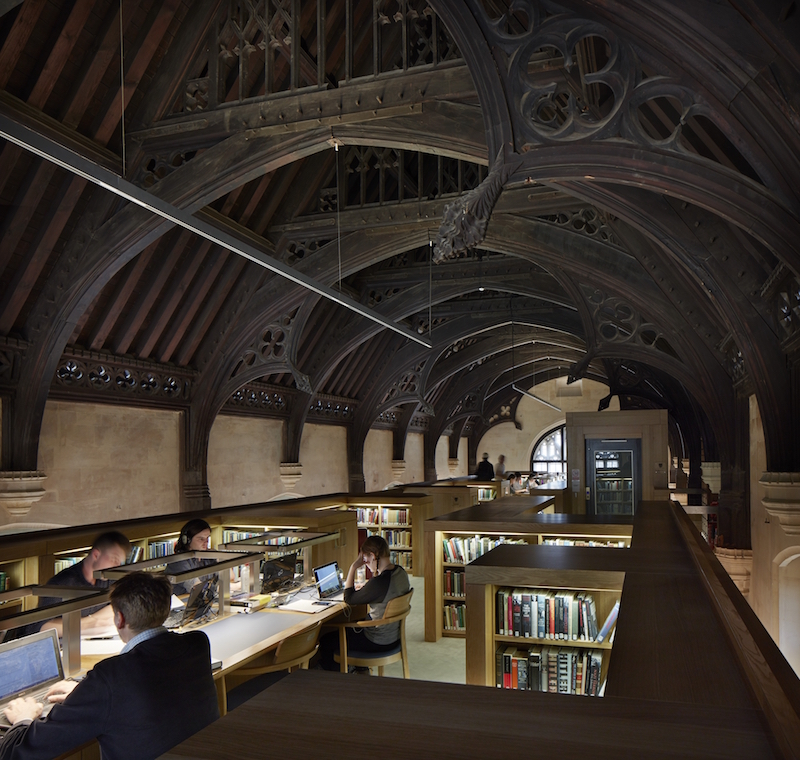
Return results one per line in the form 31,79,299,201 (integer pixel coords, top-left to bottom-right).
585,439,642,516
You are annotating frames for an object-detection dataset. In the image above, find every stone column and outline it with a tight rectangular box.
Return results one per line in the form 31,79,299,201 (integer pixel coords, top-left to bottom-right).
0,471,47,519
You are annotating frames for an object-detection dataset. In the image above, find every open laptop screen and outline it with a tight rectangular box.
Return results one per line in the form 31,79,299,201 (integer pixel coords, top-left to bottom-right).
313,562,342,599
0,630,63,701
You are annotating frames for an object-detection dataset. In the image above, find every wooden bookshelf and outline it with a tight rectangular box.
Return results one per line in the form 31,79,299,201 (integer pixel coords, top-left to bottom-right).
424,495,632,641
464,545,624,690
357,506,413,571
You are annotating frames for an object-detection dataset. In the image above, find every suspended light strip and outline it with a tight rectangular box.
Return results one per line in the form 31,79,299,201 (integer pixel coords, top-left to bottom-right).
0,114,432,348
512,384,562,412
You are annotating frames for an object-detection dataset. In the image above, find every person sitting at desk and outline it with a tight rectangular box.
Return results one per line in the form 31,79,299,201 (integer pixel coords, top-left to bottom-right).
4,531,130,642
319,535,410,671
165,519,215,595
0,572,220,760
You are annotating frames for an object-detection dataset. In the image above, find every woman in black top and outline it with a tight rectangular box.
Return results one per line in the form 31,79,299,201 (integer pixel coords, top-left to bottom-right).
319,535,410,670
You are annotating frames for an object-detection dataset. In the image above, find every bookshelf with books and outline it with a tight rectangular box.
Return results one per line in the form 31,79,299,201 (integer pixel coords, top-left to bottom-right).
424,495,632,642
353,499,430,575
464,543,625,689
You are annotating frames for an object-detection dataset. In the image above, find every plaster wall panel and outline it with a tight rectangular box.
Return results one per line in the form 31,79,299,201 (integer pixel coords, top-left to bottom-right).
27,401,180,527
208,415,284,507
404,433,424,483
296,423,349,495
363,429,394,490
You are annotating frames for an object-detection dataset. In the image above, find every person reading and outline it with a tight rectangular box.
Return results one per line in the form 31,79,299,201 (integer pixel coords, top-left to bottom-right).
319,535,410,670
0,572,219,760
165,519,215,595
5,531,130,642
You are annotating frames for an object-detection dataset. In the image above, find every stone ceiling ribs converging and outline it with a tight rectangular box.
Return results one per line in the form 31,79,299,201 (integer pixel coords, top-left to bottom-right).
0,0,798,530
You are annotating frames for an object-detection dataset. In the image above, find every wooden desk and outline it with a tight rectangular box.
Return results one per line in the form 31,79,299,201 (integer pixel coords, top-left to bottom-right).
158,669,778,760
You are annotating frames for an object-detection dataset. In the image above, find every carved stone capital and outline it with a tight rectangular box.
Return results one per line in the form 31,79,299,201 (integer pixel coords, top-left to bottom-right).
713,547,752,597
391,460,406,480
448,458,460,475
760,472,800,534
279,463,303,490
0,471,47,519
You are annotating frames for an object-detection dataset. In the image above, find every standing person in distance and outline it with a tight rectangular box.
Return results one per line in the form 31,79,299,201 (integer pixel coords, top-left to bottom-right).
319,535,410,671
0,572,220,760
475,452,495,480
495,454,506,478
165,519,215,594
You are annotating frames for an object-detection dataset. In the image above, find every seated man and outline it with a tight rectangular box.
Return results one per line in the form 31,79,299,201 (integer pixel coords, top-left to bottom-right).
0,572,219,760
8,531,131,641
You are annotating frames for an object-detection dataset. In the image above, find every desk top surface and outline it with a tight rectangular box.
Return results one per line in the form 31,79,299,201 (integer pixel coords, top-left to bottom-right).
158,669,777,760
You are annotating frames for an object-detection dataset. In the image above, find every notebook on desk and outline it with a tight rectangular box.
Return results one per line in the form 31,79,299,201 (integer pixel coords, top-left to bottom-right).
0,629,64,728
312,561,344,601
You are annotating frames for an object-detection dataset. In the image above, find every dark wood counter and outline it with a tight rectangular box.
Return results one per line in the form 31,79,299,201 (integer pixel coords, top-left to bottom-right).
159,669,777,760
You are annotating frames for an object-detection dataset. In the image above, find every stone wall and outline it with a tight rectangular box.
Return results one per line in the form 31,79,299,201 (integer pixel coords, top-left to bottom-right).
7,400,182,529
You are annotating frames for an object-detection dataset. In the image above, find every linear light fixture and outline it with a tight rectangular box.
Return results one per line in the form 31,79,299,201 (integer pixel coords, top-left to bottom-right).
511,383,562,412
0,113,432,348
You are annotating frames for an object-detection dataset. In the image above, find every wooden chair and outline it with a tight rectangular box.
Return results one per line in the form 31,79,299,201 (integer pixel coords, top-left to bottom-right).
218,620,322,715
333,589,413,677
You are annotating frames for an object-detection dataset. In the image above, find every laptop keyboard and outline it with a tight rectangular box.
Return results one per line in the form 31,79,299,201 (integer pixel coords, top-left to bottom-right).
0,688,56,727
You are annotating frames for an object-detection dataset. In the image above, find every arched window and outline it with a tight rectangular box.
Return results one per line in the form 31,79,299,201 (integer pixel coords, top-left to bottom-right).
530,425,567,481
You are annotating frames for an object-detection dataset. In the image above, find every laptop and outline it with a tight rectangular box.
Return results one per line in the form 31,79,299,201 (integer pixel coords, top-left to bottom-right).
260,552,299,594
164,577,219,629
313,561,344,601
0,629,64,727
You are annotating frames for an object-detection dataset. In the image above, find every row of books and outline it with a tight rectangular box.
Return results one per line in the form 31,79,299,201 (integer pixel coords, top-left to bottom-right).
222,529,262,543
356,508,412,526
390,551,412,569
148,540,175,559
496,588,620,643
53,557,81,574
496,645,604,696
384,529,411,548
356,508,380,525
442,535,526,564
443,602,466,631
443,569,465,597
381,508,411,526
541,538,627,548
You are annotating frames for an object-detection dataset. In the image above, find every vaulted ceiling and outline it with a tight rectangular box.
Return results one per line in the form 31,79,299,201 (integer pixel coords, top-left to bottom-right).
0,0,799,527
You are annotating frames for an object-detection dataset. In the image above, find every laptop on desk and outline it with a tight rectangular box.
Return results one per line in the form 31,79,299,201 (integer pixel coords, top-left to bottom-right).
0,629,64,728
312,562,344,601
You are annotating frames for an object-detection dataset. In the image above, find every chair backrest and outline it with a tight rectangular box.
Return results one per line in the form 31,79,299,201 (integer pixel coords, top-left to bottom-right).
273,620,322,666
381,588,413,622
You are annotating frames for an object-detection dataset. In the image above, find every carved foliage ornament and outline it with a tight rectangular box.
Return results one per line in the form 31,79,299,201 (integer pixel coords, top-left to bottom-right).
433,149,520,261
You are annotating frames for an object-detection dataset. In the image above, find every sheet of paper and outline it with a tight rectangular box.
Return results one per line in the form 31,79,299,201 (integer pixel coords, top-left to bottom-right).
80,637,124,655
279,599,336,614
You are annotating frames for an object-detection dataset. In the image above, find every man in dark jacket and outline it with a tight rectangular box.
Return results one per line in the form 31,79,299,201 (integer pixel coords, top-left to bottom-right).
0,572,219,760
475,452,495,480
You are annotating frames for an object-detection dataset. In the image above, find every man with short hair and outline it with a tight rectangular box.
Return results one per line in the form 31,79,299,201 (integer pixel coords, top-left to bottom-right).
7,531,131,642
475,452,495,480
0,572,219,760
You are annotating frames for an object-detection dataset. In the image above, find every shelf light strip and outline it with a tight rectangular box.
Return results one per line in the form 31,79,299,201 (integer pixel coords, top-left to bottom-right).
0,113,432,349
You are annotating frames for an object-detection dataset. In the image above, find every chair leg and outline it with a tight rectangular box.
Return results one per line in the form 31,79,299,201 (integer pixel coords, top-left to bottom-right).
216,675,228,717
377,665,384,676
338,627,348,673
401,637,410,678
